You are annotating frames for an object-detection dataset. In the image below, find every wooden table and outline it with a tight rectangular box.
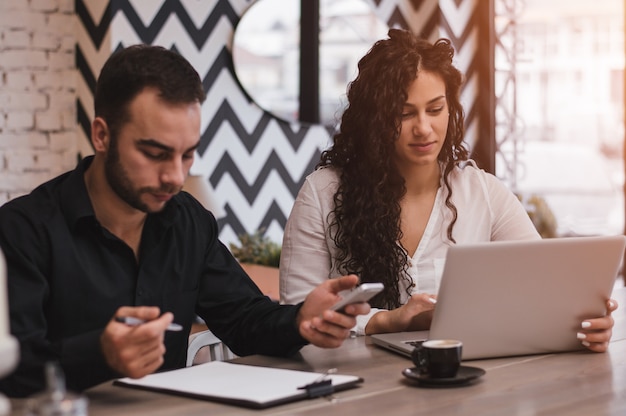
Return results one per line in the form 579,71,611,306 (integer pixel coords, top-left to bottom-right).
10,286,626,415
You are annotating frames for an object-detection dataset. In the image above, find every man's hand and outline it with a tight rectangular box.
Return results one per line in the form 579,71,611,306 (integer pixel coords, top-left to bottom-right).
100,306,173,378
297,275,371,348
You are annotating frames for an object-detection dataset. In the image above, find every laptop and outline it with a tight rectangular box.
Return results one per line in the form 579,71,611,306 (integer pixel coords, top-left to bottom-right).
371,235,626,360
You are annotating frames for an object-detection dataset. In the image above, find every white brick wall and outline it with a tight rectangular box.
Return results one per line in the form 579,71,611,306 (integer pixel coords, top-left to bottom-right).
0,0,77,204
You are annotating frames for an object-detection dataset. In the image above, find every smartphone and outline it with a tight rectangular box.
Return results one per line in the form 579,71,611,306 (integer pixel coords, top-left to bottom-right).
331,282,384,312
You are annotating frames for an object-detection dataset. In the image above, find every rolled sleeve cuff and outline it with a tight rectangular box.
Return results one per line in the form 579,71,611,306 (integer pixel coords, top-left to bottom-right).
354,307,384,336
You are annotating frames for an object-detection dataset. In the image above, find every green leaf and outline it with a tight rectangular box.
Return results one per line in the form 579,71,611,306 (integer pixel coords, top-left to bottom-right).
229,228,281,267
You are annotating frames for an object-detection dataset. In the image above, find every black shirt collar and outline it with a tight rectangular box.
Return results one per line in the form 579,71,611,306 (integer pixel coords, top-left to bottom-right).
59,155,180,232
60,156,97,231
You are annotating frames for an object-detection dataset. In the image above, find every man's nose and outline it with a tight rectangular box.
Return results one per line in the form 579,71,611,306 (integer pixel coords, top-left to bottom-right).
161,159,186,188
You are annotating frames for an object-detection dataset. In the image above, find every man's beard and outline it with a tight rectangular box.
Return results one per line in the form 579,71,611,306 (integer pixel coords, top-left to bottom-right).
104,139,179,213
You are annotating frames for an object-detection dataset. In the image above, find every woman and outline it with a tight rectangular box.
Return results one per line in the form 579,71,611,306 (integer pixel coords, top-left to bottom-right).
279,29,616,351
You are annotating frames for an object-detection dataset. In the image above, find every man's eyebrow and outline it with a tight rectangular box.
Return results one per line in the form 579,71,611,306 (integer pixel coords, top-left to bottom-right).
136,138,200,154
137,138,174,152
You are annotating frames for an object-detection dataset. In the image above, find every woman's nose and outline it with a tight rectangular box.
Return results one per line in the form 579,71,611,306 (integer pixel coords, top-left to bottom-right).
412,115,432,136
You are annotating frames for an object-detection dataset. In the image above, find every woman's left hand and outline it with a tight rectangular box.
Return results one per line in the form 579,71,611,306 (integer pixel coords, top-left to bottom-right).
578,299,618,352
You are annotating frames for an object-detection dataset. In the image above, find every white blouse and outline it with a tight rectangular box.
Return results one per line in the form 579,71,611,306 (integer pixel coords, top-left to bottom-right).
279,161,541,334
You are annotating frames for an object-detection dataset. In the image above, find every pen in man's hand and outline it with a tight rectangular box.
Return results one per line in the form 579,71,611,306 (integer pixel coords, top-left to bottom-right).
114,316,183,332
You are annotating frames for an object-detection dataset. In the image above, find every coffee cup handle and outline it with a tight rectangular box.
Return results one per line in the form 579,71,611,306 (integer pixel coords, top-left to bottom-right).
411,344,429,373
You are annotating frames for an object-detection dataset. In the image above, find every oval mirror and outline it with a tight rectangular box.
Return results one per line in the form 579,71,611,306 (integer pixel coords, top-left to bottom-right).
232,0,388,126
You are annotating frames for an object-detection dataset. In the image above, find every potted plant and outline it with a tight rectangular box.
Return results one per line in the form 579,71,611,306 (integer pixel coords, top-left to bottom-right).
229,229,281,301
517,193,558,238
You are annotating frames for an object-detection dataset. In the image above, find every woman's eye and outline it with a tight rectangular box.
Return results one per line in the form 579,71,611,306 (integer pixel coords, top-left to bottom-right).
427,106,445,114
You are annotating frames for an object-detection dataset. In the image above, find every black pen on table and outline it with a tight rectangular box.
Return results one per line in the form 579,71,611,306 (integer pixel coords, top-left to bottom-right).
114,316,183,332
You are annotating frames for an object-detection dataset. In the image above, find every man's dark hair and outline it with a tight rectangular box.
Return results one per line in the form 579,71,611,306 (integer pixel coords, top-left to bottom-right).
94,44,206,141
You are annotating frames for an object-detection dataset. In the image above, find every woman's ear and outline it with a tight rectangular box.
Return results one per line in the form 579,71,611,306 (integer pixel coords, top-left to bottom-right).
91,117,110,152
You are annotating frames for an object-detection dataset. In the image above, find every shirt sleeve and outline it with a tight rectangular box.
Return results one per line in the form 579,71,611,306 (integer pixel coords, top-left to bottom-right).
0,205,117,397
354,308,383,335
279,173,335,305
479,172,542,241
278,171,374,334
194,215,308,358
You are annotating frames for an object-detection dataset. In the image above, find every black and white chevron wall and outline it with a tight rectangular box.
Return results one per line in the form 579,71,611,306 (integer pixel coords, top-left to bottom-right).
75,0,485,245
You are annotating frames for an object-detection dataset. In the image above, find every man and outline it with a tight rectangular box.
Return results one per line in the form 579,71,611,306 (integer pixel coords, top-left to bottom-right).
0,45,369,397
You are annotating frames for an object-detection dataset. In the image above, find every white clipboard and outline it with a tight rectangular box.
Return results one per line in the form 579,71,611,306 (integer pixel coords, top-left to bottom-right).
114,361,363,409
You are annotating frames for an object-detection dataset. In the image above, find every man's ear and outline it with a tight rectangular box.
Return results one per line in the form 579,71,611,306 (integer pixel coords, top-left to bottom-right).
91,117,110,152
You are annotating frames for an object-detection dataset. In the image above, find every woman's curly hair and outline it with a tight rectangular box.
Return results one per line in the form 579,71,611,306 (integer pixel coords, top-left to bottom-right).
318,29,469,309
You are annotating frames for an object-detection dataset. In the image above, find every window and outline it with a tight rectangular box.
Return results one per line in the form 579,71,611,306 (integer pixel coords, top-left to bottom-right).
232,0,387,126
495,0,624,237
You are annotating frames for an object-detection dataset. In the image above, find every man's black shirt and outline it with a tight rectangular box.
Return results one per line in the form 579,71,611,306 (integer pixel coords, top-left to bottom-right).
0,156,306,397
